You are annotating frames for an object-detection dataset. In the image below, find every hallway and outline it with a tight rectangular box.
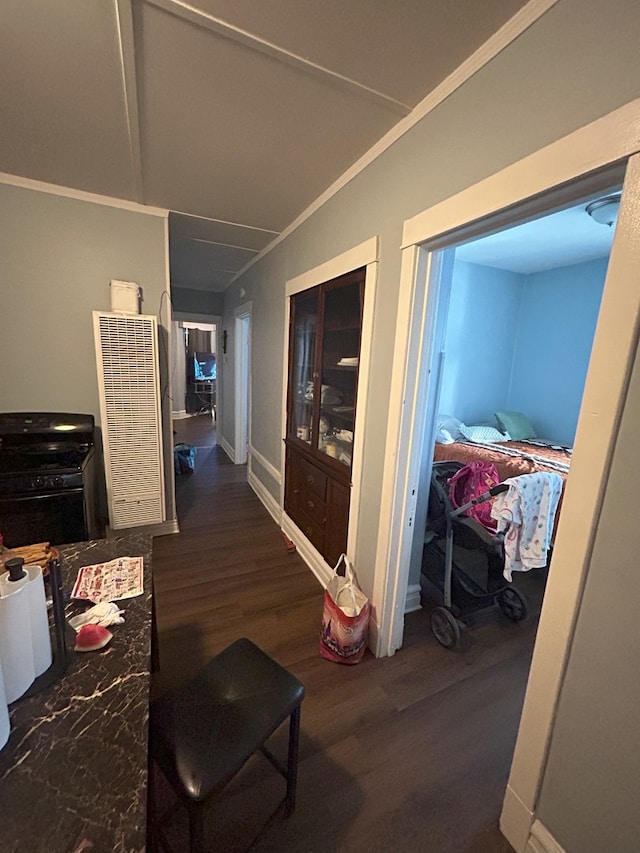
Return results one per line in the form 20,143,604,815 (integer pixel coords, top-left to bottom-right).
150,428,539,851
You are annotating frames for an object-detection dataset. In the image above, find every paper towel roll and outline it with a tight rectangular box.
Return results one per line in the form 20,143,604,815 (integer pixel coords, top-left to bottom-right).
25,567,53,677
0,655,10,750
0,584,35,703
0,564,52,703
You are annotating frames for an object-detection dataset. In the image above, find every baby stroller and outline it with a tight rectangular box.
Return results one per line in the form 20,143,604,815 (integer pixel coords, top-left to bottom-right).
421,460,528,649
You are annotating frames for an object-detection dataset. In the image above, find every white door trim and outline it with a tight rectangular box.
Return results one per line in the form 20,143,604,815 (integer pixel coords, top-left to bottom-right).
234,302,252,465
380,97,640,853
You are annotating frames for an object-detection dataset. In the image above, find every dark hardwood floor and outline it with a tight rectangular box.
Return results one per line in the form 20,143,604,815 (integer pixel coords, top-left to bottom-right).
151,417,542,852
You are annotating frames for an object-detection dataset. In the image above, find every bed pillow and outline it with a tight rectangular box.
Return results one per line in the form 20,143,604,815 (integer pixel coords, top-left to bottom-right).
459,423,510,443
494,410,536,440
435,414,464,444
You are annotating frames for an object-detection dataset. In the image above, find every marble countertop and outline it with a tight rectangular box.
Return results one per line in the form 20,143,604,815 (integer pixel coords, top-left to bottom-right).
0,534,153,853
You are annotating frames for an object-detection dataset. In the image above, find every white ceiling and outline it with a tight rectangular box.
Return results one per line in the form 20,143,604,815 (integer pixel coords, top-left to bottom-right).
454,195,620,274
0,0,529,292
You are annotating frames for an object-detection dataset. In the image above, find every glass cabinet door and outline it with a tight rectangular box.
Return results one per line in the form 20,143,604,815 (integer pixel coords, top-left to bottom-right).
317,277,363,467
288,288,318,446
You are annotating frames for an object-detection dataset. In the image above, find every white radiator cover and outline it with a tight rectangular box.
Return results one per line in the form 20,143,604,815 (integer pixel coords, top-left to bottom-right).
93,311,166,529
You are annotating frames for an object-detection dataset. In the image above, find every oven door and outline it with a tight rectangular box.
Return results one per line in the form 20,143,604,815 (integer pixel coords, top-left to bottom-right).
0,490,88,548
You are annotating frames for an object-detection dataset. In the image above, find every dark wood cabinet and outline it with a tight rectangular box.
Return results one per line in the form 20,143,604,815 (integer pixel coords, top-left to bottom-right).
284,267,364,565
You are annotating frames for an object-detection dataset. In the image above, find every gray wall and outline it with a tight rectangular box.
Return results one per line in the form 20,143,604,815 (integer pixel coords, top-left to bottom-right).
0,183,174,525
223,0,640,596
535,334,640,852
171,285,223,317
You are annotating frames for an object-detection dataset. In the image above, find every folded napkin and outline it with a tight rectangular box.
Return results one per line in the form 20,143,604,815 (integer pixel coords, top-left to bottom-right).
68,602,125,631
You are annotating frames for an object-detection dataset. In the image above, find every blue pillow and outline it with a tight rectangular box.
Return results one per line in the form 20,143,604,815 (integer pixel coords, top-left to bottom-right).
494,411,536,440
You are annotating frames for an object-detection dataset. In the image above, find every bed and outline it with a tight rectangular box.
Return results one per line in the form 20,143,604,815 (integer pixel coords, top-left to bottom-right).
433,437,571,482
432,411,572,554
434,410,571,480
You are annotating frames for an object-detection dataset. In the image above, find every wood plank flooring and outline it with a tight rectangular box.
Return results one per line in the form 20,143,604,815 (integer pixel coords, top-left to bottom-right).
151,417,543,852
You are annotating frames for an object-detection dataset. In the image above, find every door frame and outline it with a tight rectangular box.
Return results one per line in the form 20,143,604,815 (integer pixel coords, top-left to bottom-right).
234,302,252,465
376,98,640,852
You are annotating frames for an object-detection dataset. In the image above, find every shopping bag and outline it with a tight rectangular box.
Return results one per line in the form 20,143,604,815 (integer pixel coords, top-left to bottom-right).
174,443,197,474
319,554,370,664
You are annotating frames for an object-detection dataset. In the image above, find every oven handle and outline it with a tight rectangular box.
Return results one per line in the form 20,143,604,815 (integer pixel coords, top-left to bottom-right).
0,489,84,502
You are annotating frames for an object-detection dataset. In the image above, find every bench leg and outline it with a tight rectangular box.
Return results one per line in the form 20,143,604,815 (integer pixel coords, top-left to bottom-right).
285,705,301,816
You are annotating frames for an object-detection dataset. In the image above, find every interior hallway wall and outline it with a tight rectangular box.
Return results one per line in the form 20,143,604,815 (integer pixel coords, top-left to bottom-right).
223,0,640,600
0,182,175,524
535,332,640,852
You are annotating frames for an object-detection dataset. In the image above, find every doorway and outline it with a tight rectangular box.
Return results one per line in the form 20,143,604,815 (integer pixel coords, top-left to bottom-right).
171,316,221,472
408,192,618,625
376,101,640,852
183,321,217,418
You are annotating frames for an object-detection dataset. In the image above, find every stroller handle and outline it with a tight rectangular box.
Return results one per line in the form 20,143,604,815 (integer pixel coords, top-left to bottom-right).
450,481,509,518
490,483,509,496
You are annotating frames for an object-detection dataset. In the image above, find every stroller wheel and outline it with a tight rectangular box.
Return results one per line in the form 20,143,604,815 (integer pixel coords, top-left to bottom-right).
431,607,461,649
497,586,528,622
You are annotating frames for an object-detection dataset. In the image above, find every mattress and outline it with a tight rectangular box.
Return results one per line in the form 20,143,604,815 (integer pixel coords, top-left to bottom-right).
433,438,571,482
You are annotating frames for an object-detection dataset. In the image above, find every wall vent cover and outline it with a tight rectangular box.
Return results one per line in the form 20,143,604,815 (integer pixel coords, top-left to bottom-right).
93,312,165,529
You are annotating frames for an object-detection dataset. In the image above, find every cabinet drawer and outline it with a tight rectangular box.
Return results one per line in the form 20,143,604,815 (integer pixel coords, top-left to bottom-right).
298,485,326,525
299,457,327,499
295,510,325,551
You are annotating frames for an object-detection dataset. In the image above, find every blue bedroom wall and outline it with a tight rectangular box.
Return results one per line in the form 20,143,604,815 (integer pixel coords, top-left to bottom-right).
440,256,609,445
439,260,524,423
507,257,609,444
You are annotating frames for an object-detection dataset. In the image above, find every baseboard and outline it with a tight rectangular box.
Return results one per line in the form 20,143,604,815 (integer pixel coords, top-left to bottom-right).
248,444,282,486
218,435,235,462
171,409,189,420
248,468,282,526
404,583,422,613
526,821,566,853
500,785,535,853
368,612,381,657
281,515,333,588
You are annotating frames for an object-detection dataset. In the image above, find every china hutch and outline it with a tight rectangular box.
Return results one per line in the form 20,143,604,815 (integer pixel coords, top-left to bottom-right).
284,267,365,565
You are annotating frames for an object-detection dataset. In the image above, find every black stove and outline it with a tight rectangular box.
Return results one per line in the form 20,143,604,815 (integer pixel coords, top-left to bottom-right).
0,413,101,548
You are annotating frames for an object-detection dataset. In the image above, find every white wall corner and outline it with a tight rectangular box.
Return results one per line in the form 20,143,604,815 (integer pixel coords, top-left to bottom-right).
247,467,282,526
218,435,235,463
500,784,535,853
526,821,566,853
404,583,422,613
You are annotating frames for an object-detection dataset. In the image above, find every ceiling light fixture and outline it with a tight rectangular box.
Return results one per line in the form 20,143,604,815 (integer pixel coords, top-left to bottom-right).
586,193,621,227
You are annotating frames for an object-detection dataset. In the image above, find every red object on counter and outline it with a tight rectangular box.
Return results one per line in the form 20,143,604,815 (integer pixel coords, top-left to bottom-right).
74,624,113,652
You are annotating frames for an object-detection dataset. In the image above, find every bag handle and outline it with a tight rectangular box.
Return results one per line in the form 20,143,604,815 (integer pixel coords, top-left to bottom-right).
332,553,358,609
332,552,355,577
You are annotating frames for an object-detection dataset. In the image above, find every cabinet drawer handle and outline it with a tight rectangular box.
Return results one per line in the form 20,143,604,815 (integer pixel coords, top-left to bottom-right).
306,499,315,510
305,474,315,485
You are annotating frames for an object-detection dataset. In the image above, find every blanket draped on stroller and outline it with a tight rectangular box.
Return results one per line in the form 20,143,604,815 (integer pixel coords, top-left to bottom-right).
490,472,563,581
